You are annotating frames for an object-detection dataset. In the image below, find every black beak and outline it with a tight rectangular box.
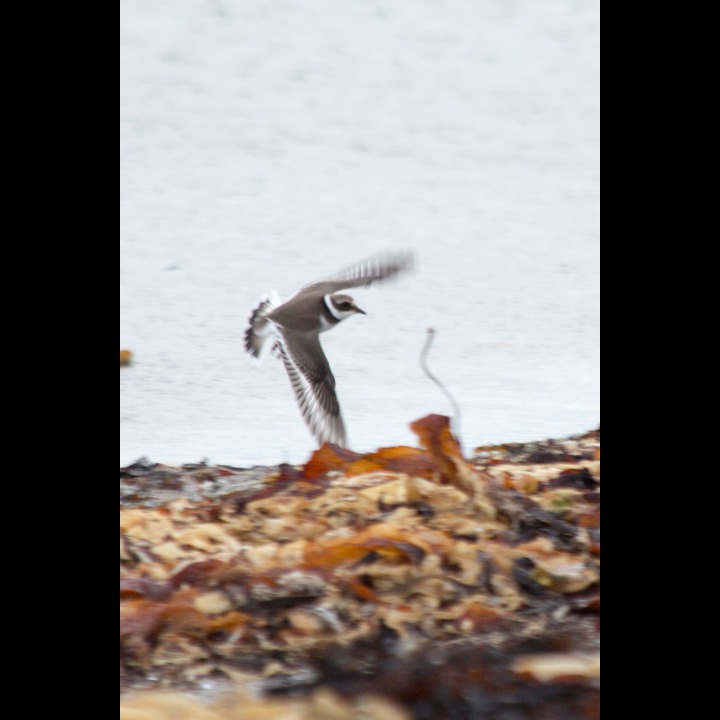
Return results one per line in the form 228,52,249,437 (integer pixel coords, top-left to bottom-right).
354,306,367,315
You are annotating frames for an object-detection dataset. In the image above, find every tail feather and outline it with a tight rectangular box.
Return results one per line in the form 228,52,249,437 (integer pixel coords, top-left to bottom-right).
244,292,280,360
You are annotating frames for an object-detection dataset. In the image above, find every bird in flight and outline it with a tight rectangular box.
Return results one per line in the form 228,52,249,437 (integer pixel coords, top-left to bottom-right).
244,251,414,447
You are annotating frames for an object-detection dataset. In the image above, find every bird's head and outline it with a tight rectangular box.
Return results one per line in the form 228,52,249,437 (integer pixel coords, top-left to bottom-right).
326,293,366,321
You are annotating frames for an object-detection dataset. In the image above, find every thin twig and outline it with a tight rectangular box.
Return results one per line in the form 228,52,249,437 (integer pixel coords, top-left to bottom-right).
420,328,463,452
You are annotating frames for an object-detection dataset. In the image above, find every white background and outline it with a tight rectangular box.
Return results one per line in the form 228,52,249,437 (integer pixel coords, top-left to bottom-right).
121,0,599,467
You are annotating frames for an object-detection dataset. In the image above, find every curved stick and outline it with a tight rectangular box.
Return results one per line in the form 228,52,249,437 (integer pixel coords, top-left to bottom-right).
419,328,463,452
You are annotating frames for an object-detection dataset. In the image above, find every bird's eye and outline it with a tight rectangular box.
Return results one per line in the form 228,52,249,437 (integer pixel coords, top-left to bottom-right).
341,302,352,309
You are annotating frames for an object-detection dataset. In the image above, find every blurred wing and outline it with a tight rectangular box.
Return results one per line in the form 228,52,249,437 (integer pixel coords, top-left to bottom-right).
304,251,414,294
276,331,347,447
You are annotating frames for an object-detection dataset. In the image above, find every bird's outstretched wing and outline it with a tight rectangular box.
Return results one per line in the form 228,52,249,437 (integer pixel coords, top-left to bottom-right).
304,251,414,294
275,330,347,447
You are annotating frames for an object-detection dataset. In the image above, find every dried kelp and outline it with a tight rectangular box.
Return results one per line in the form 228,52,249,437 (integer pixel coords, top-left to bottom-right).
120,418,600,719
